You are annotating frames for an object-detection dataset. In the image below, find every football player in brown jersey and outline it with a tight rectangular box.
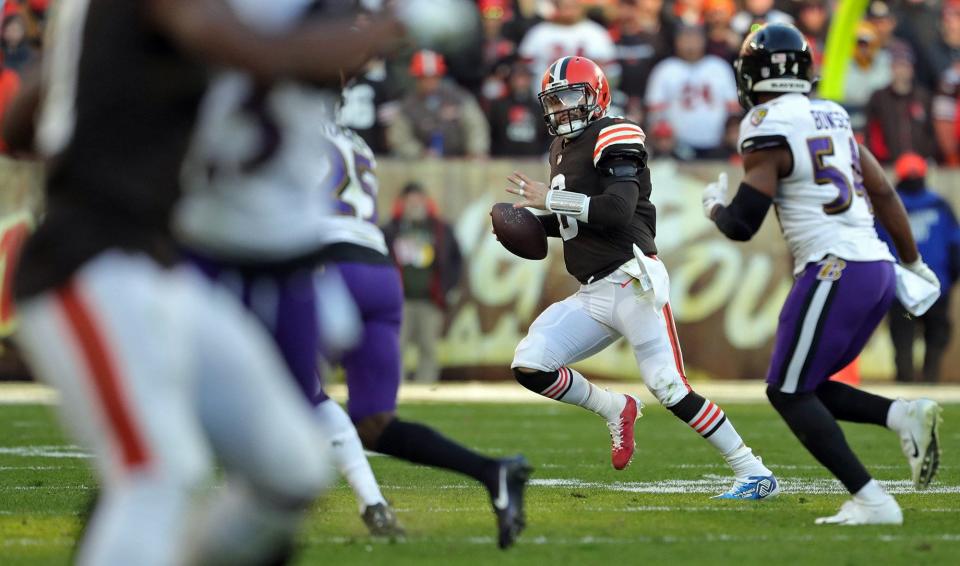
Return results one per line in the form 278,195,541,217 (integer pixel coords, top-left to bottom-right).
503,56,779,499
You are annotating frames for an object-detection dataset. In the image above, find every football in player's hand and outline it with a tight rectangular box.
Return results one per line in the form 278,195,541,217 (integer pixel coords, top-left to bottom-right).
491,203,548,260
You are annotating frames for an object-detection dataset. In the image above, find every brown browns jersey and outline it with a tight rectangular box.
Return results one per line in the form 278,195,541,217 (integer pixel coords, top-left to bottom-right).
15,0,208,299
546,116,656,284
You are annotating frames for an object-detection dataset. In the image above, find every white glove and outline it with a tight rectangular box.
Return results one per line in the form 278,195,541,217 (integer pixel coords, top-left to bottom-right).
902,256,941,290
702,172,729,220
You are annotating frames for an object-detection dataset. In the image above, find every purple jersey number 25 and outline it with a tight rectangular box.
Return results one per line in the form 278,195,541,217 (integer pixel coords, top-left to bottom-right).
319,136,379,223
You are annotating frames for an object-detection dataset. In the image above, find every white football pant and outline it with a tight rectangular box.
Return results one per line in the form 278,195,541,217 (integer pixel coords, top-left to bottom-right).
513,260,691,407
15,251,330,566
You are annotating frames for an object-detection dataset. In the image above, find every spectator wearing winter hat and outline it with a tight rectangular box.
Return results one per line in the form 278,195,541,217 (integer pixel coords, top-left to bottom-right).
478,0,519,102
386,50,490,159
877,154,960,383
486,58,551,157
648,120,679,159
865,45,935,163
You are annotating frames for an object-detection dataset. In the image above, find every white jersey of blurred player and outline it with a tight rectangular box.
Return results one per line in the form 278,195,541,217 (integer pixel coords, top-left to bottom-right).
176,0,339,260
737,93,894,274
176,0,400,533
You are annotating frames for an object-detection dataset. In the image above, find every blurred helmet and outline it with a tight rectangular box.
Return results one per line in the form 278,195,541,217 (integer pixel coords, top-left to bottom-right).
734,24,813,110
538,56,610,139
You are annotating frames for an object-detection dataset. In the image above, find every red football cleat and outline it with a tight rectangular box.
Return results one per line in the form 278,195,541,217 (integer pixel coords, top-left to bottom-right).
608,395,642,470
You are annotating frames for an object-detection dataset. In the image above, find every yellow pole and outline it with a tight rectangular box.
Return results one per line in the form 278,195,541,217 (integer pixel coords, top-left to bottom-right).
818,0,871,101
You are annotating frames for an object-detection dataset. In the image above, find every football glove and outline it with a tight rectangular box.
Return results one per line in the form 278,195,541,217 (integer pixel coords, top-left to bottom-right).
702,172,729,220
902,257,941,290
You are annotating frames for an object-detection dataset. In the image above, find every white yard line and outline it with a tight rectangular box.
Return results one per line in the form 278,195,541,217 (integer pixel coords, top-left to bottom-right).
0,446,91,458
4,381,960,405
371,477,960,495
303,533,960,546
528,477,960,495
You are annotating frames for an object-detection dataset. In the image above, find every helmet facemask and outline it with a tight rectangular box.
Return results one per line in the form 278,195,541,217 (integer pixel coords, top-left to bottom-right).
539,83,599,139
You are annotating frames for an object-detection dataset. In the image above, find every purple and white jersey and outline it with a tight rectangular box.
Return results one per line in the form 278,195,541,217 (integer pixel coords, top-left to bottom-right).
175,0,341,261
738,93,894,275
314,122,388,255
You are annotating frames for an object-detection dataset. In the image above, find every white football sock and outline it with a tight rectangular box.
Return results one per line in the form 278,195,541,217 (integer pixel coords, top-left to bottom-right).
854,479,891,505
724,443,772,479
886,399,909,432
547,367,625,421
314,399,386,510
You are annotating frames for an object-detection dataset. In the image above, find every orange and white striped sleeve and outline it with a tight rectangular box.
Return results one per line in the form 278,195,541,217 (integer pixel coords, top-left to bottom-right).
593,122,646,167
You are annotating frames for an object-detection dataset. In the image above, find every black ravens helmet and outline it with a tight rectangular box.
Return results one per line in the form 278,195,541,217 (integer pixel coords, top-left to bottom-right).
734,24,813,110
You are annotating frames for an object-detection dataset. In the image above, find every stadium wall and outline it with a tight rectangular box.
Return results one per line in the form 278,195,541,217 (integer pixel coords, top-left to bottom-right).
1,156,958,382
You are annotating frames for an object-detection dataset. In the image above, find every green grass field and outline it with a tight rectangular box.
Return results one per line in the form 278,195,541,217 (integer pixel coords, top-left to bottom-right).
1,401,957,565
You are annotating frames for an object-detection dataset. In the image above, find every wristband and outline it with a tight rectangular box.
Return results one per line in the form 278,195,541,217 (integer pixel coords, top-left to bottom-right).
546,189,590,222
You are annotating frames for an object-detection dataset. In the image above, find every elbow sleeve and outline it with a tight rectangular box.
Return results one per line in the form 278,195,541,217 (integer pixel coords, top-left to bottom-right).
714,182,772,241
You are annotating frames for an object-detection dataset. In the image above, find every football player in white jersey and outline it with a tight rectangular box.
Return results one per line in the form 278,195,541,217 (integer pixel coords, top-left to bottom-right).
175,0,410,538
703,24,943,525
177,0,526,544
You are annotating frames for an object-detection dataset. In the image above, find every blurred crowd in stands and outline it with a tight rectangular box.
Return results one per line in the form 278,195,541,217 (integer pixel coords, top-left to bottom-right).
339,0,960,168
7,0,960,167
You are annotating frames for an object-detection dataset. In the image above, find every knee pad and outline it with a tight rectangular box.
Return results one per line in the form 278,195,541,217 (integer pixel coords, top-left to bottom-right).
643,365,689,407
512,367,558,394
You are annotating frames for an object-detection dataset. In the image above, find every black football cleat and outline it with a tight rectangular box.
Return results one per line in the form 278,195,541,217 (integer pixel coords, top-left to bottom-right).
361,502,405,538
489,455,533,549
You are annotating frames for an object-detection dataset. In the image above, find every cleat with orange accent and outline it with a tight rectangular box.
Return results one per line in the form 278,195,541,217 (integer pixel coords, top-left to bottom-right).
608,395,643,470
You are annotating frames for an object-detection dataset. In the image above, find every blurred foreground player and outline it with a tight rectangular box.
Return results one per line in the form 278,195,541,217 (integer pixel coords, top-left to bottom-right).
313,121,531,549
4,1,407,564
703,24,943,525
503,56,777,499
175,0,407,539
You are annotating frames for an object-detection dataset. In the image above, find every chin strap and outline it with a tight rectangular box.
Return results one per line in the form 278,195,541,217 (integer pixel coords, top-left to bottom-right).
546,189,590,222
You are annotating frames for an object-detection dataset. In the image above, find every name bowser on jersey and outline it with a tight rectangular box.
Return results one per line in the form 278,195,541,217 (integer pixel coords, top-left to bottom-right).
703,24,943,525
500,56,779,499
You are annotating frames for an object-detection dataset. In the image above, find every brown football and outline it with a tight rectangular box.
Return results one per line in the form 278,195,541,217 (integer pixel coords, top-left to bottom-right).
491,203,548,260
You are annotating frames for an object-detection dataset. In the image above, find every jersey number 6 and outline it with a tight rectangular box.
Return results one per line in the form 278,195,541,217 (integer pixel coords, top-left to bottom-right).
551,174,579,240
